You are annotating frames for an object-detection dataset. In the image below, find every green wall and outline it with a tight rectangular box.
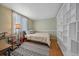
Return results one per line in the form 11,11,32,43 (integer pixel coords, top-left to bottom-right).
33,17,57,35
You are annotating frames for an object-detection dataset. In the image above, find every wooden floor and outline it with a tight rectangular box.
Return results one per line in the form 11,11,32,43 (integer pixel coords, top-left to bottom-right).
49,36,63,56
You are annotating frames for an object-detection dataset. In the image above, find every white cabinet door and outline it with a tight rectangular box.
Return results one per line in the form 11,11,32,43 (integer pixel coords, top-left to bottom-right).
77,4,79,21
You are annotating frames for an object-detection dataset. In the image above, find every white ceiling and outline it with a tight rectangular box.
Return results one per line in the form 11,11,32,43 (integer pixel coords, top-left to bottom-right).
1,3,62,20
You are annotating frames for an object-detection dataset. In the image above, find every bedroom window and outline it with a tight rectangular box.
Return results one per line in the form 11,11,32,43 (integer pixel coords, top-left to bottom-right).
12,11,28,34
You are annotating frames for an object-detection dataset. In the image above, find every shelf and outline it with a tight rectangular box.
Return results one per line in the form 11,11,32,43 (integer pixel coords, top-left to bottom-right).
71,40,78,54
77,32,79,41
70,3,76,10
63,35,67,43
76,4,79,21
69,22,76,41
77,22,79,32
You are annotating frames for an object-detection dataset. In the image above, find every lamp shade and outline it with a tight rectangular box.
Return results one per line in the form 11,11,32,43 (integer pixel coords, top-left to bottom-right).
16,24,21,29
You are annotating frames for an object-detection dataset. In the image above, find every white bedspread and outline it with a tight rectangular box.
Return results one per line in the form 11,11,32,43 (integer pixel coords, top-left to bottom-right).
25,33,50,46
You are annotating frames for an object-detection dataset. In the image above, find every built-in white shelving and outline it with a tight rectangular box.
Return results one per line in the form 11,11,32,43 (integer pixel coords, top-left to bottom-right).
57,3,79,56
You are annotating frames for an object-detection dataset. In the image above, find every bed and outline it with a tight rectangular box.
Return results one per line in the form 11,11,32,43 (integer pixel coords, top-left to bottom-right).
25,33,50,46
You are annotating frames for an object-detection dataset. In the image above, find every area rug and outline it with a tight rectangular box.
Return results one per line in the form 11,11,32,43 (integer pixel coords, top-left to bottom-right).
11,42,49,56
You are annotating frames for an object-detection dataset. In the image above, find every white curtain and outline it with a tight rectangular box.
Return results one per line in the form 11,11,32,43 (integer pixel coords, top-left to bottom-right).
21,17,28,33
12,12,28,34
